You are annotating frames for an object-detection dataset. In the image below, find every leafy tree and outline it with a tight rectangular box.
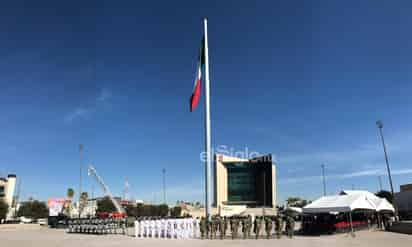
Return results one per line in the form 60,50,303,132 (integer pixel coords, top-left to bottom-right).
136,203,144,216
286,197,309,208
0,199,8,222
170,206,182,217
125,205,137,217
17,200,48,219
123,204,170,217
96,196,117,213
376,190,394,204
286,197,301,205
158,204,169,217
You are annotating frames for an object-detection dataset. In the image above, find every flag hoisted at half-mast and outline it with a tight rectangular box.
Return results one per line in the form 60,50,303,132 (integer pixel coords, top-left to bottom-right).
189,37,205,112
189,18,212,219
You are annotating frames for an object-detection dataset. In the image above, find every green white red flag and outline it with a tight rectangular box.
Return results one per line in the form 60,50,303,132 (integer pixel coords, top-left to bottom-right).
190,37,205,112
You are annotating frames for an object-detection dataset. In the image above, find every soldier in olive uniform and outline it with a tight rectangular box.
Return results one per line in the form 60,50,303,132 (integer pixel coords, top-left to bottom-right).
241,217,246,239
217,217,223,239
206,217,212,239
235,217,240,239
230,217,235,239
254,216,262,239
200,217,206,239
246,215,252,239
230,217,238,239
286,216,295,238
275,215,283,239
265,216,273,239
211,217,218,239
221,216,228,239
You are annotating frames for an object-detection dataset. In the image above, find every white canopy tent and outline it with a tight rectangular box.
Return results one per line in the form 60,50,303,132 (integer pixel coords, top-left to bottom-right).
303,190,395,214
303,190,395,234
375,198,395,212
303,194,376,214
340,190,395,212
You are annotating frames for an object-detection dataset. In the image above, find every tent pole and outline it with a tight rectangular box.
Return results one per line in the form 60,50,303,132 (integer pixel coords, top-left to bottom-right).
349,211,355,237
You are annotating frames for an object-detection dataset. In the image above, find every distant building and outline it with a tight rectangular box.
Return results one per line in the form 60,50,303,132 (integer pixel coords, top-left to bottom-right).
395,183,412,219
214,154,276,209
400,183,412,192
0,174,16,207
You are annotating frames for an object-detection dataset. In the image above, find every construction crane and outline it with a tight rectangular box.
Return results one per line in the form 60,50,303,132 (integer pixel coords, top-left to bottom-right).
87,165,125,214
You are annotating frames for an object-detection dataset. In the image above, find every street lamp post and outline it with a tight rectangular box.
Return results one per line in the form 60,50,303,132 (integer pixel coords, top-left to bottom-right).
79,144,83,218
376,121,395,196
378,175,383,191
376,120,397,219
162,168,166,204
321,164,326,196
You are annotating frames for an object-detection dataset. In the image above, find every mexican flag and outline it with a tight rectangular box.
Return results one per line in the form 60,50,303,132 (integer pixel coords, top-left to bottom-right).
190,37,205,112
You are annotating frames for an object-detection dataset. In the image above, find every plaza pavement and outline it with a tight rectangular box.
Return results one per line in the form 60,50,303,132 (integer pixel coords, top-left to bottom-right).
0,224,411,247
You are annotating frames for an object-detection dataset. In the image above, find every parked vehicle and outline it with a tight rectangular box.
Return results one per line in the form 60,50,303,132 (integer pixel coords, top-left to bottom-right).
20,216,33,224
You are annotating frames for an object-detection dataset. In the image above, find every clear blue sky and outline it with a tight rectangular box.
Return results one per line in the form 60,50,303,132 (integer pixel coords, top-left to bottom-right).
1,0,411,205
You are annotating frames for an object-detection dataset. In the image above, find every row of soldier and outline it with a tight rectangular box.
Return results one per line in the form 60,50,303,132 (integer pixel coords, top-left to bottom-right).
67,218,127,235
199,215,295,239
134,217,200,239
134,215,295,239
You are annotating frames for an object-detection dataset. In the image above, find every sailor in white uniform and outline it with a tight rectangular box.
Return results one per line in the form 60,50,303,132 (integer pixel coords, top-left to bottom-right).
143,218,148,238
188,217,194,238
171,218,177,239
150,218,155,238
155,218,161,238
195,217,200,238
134,220,140,238
161,218,166,238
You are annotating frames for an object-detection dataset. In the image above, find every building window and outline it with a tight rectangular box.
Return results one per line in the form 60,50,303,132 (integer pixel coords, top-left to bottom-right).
0,186,5,197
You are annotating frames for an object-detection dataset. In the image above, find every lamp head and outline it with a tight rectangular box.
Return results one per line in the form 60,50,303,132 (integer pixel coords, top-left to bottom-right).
376,120,383,129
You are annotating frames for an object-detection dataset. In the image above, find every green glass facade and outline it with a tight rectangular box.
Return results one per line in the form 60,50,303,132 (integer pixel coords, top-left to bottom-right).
227,163,257,202
226,159,273,206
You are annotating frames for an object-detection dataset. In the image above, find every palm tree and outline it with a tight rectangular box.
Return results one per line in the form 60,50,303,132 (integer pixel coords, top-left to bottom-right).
67,188,75,201
64,188,75,217
79,192,88,216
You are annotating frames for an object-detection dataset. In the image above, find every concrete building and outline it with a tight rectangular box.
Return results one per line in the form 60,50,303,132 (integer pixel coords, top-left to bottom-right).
400,183,412,192
214,154,276,209
395,183,412,219
0,174,16,207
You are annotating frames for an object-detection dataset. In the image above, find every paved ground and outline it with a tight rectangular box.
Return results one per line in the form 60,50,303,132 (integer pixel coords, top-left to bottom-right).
1,224,411,247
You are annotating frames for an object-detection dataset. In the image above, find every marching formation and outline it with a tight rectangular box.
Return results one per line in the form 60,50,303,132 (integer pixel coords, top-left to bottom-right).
134,215,296,240
67,218,127,235
135,217,200,239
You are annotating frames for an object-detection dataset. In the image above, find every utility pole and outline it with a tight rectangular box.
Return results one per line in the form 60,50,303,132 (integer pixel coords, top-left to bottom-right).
79,144,83,218
14,179,21,217
124,177,129,201
321,164,326,196
162,168,166,204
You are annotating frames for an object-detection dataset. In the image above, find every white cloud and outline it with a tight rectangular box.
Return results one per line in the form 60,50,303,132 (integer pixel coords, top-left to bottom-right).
279,167,412,185
97,88,112,102
64,107,90,122
139,183,204,205
64,88,112,123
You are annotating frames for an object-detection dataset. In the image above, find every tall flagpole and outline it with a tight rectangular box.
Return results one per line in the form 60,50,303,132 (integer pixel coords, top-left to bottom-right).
203,18,212,220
